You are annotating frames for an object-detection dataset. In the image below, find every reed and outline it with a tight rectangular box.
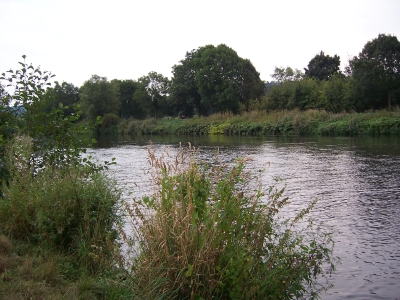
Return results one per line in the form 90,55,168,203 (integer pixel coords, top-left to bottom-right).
124,144,337,299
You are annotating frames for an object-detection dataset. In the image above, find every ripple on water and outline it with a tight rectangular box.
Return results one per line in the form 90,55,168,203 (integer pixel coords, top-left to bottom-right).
90,136,400,300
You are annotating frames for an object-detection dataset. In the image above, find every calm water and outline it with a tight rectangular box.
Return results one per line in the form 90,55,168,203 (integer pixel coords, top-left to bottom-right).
89,134,400,300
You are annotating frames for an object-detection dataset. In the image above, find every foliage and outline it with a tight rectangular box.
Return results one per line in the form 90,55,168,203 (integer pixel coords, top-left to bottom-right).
139,72,170,119
0,55,55,139
266,75,352,113
43,81,80,115
80,74,120,121
0,56,96,185
125,145,337,299
116,108,400,136
0,83,15,184
171,49,203,117
271,66,304,83
171,44,264,116
239,58,266,111
112,79,149,119
0,136,122,274
304,51,341,80
348,33,400,110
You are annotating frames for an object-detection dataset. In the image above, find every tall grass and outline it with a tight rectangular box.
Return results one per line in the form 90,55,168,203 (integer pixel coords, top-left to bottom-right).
124,145,337,299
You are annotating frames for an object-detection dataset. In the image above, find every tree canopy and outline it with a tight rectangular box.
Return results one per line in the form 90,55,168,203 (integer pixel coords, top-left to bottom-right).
171,44,264,116
138,72,170,119
79,75,120,121
44,81,79,115
349,33,400,110
304,51,341,80
112,79,149,119
271,66,303,83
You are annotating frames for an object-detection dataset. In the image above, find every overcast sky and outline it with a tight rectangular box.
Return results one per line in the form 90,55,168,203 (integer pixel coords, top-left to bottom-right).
1,0,399,87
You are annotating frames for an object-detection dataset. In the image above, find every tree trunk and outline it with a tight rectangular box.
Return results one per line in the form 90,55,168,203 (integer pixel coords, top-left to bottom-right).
388,94,392,111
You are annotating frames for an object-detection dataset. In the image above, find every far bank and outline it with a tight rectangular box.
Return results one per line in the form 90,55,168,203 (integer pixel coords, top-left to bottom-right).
97,109,400,137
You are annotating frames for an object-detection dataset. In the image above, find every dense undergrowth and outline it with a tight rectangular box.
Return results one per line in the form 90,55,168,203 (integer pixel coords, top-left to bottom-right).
114,108,400,136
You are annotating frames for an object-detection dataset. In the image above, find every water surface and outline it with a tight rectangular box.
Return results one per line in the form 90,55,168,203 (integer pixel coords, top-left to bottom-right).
89,134,400,300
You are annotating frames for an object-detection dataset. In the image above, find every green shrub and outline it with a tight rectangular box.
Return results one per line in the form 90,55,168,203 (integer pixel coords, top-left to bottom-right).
0,135,123,274
125,145,337,299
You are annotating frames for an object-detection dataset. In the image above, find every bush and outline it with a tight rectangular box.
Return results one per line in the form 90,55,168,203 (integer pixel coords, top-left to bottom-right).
125,145,337,299
0,135,123,274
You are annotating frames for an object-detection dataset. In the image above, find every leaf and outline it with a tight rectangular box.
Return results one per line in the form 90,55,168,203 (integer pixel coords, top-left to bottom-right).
184,264,193,277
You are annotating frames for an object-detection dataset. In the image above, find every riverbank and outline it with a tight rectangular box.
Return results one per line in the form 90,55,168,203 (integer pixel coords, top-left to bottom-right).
113,109,400,136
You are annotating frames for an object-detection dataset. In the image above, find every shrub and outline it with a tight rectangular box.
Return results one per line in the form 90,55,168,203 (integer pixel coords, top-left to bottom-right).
0,135,123,274
125,145,337,299
101,113,120,129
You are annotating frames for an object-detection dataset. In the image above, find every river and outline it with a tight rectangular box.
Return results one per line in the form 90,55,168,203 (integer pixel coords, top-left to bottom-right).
88,134,400,300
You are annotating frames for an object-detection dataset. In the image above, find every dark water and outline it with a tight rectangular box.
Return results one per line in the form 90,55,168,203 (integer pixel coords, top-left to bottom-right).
89,134,400,300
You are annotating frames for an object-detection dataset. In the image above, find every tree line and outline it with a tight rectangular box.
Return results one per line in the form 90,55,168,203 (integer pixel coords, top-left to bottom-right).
2,34,400,129
266,34,400,112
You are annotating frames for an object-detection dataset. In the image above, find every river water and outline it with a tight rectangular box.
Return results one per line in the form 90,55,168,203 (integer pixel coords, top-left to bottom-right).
89,134,400,300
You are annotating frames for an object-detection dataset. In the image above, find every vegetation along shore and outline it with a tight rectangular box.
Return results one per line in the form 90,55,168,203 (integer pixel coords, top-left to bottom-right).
116,108,400,136
0,33,399,298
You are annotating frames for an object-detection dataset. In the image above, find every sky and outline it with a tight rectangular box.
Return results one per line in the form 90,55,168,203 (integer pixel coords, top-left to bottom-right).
1,0,400,88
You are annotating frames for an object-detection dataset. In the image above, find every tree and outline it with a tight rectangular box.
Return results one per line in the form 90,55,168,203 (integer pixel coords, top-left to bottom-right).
171,49,203,117
1,55,55,138
0,83,9,105
44,81,79,115
0,82,14,155
238,59,265,111
304,51,341,81
112,79,148,119
271,66,303,83
171,44,264,116
0,55,91,175
139,72,170,119
349,34,400,110
80,75,120,121
193,44,243,114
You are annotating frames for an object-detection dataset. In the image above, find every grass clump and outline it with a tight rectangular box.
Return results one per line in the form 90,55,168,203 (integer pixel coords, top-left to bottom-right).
125,145,337,299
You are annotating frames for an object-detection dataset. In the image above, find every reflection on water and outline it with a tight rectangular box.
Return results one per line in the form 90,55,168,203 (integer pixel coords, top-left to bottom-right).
89,134,400,300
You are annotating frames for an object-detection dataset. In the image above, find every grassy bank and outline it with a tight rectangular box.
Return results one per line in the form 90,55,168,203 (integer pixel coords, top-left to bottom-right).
114,109,400,136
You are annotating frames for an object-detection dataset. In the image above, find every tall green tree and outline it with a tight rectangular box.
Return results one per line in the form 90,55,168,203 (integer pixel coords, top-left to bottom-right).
139,72,170,119
349,34,400,110
171,44,264,116
304,51,341,81
80,75,120,121
238,59,266,111
194,44,242,114
171,49,203,117
112,79,148,119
